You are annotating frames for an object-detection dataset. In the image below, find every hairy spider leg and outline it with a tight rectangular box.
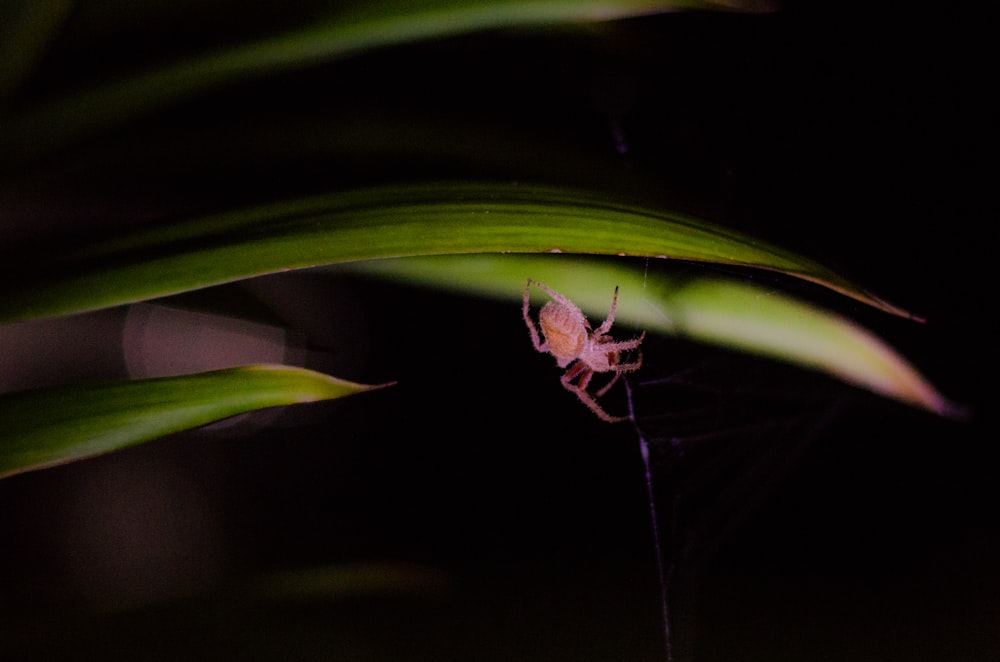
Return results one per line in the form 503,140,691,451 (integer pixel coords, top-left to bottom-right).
526,278,580,312
561,362,627,423
593,333,646,394
595,340,645,398
522,283,544,351
596,333,646,358
596,371,623,398
563,359,594,389
592,286,620,336
523,278,644,423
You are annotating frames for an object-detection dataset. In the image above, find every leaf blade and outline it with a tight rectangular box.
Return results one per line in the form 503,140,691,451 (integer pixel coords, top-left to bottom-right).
339,254,959,417
0,182,916,322
0,365,393,478
0,0,766,161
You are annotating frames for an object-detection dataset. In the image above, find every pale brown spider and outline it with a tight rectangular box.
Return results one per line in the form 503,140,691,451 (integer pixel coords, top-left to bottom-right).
522,278,645,423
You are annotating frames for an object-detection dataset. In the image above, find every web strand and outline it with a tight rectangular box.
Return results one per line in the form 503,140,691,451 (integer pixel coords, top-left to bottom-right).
623,339,852,662
625,377,672,662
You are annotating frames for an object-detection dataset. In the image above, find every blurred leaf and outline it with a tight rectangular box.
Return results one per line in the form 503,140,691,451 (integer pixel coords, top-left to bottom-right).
0,0,74,102
340,254,962,417
244,562,451,603
0,182,916,323
0,0,772,161
0,364,393,479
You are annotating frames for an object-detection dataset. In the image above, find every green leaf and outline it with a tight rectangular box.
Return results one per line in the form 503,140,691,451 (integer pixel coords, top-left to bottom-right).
0,182,916,323
339,254,962,417
0,365,393,479
0,0,770,161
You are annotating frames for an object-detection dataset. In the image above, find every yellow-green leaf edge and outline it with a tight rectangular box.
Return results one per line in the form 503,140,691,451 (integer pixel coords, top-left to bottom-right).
340,254,962,418
0,365,393,478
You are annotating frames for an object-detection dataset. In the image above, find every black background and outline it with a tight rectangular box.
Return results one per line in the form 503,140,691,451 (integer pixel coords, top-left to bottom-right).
0,2,995,660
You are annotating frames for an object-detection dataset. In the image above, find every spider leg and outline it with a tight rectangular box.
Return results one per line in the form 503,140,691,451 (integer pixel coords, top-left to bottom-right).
600,331,647,355
522,279,547,352
527,279,579,311
593,286,620,336
563,380,628,423
614,354,643,372
576,367,596,392
561,361,629,423
562,360,591,388
614,334,646,373
595,371,622,397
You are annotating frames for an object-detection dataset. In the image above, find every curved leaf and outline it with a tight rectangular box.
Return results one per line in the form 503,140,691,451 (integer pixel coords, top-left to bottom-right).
0,0,769,161
0,0,74,101
0,182,916,323
339,254,961,417
0,365,394,479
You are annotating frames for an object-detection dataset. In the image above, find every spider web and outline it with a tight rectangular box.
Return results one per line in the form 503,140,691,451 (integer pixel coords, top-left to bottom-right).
620,337,855,662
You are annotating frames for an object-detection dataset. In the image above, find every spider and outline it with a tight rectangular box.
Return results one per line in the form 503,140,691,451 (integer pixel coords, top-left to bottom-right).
522,278,645,423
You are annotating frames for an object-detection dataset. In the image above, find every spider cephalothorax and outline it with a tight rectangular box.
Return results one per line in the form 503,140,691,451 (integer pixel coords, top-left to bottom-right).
522,279,645,423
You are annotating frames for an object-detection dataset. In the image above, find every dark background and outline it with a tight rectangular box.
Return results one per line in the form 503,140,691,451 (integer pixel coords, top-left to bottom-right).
0,3,995,660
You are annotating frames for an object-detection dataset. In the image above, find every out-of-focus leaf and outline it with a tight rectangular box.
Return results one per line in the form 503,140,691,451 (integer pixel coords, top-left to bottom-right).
0,0,772,160
244,562,451,603
339,254,962,417
0,0,74,101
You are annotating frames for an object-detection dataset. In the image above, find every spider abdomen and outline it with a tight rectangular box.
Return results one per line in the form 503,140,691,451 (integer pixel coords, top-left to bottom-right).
538,301,587,366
